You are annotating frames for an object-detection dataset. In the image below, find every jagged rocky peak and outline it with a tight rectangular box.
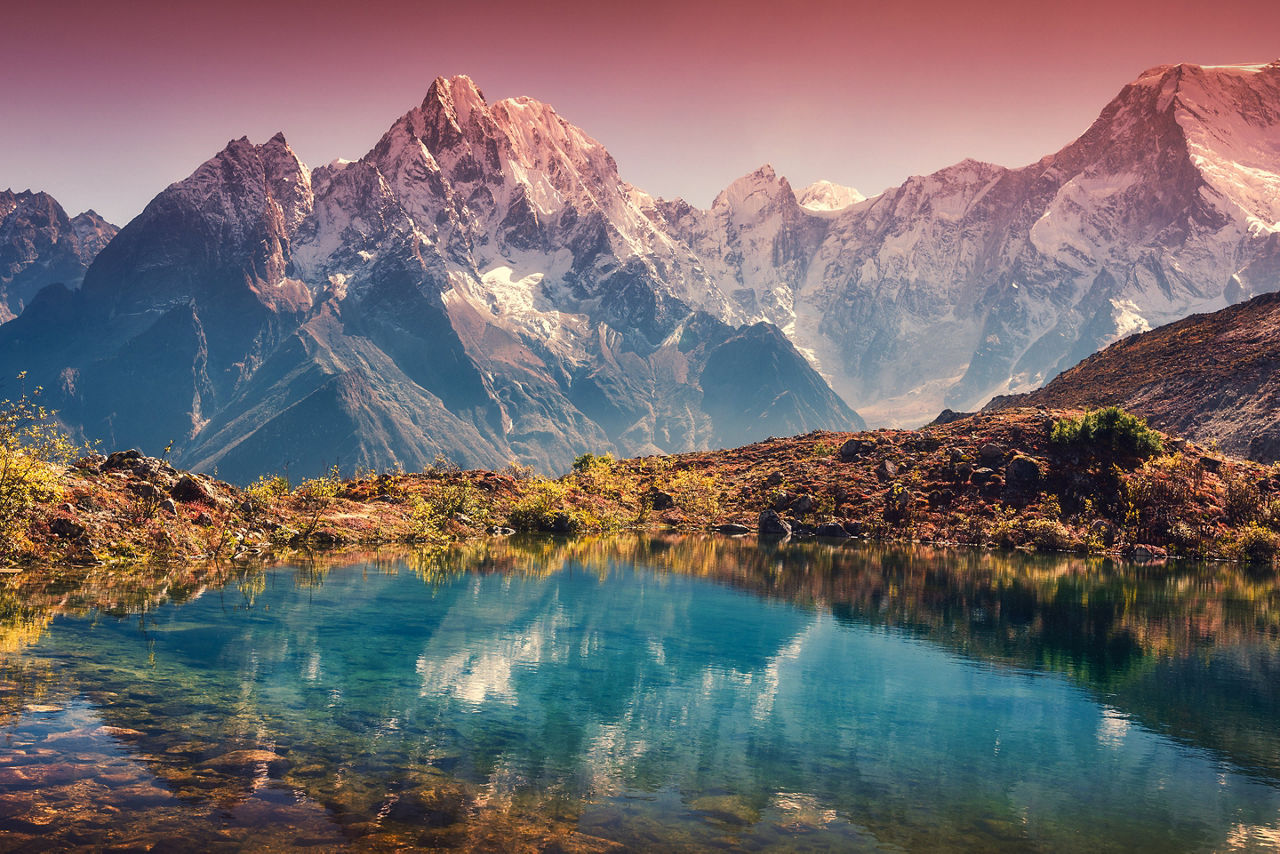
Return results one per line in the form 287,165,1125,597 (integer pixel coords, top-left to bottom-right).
69,209,117,258
0,189,118,321
796,180,865,213
172,133,313,232
79,132,315,315
375,72,627,213
712,164,796,215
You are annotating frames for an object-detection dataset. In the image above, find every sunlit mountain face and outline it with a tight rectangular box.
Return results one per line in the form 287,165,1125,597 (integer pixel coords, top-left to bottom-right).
2,62,1278,476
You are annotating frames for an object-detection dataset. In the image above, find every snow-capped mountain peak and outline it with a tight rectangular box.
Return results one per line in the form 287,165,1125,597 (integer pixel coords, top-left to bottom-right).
796,180,865,213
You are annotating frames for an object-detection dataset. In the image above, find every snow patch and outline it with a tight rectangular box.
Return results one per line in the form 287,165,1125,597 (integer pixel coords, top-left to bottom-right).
796,180,864,213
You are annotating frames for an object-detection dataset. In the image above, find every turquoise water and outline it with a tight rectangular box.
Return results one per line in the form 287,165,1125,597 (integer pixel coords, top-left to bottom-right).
2,537,1279,851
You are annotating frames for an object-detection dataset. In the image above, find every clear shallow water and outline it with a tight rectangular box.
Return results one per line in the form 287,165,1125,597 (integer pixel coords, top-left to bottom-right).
2,538,1280,851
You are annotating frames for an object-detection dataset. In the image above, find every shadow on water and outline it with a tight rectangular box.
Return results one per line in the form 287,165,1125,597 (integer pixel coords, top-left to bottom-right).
1,537,1280,851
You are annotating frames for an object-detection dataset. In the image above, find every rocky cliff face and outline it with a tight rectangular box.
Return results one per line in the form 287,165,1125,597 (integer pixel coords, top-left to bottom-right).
0,78,860,482
0,190,116,322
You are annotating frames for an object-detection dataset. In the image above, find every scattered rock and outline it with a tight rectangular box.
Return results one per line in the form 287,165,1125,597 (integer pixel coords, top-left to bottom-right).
1005,456,1041,488
75,453,106,470
1199,455,1223,473
764,472,785,487
970,467,995,485
978,443,1005,465
875,459,898,481
648,489,675,510
926,489,954,507
929,409,972,426
49,517,85,540
311,529,347,546
841,520,864,537
160,498,177,515
194,511,214,527
488,526,516,536
758,509,791,538
1129,543,1169,561
102,449,143,471
838,438,871,461
716,523,750,535
790,494,815,515
815,522,850,538
171,474,217,505
770,491,797,511
127,481,165,502
787,519,816,537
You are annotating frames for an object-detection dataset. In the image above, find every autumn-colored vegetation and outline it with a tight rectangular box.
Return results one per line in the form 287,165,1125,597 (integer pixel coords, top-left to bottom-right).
8,402,1280,568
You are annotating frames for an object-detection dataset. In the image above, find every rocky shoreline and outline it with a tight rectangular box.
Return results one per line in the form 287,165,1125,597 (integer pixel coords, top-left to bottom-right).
10,408,1280,569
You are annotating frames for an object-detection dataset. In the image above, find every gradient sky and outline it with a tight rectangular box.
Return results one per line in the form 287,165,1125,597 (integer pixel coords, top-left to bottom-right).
3,0,1278,225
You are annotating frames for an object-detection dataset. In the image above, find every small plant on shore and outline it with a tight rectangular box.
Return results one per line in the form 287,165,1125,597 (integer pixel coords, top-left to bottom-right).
294,466,342,540
808,440,836,459
428,453,461,475
501,460,536,480
1050,407,1163,459
409,478,487,543
1124,452,1199,542
508,478,579,533
1230,523,1280,564
0,375,82,555
665,469,721,521
1223,473,1266,526
571,452,619,495
1022,517,1073,552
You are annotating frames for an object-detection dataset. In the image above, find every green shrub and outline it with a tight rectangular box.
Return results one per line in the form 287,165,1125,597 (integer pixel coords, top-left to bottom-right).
1022,518,1073,551
571,453,618,495
1232,523,1280,564
665,469,722,520
508,478,579,532
1051,407,1163,458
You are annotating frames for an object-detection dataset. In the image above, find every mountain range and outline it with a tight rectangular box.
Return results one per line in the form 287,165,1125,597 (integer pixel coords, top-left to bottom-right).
2,61,1278,479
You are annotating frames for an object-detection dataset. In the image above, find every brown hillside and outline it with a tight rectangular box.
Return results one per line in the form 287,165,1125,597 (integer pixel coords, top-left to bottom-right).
988,291,1280,461
11,408,1280,568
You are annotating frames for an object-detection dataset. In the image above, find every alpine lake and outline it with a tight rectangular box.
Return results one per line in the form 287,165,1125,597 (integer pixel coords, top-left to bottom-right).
2,536,1279,852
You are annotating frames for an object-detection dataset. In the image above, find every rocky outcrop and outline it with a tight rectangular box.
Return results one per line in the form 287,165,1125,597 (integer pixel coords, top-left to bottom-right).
0,189,116,321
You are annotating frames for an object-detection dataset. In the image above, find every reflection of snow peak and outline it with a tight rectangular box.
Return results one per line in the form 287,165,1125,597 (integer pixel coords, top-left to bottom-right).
416,608,567,705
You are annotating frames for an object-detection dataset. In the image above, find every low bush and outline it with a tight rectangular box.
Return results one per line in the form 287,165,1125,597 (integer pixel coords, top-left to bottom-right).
0,376,82,555
1051,407,1163,459
1231,523,1280,564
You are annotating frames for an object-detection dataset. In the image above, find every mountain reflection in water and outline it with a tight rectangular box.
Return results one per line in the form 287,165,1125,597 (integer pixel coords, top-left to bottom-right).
1,536,1279,852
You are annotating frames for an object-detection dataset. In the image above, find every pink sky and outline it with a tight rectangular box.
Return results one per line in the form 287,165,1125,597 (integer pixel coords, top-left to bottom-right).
2,0,1277,225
